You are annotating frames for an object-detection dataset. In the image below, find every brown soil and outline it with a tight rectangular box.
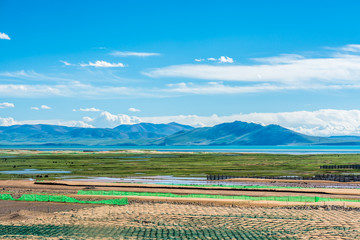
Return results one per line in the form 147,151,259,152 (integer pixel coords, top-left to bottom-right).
0,200,95,216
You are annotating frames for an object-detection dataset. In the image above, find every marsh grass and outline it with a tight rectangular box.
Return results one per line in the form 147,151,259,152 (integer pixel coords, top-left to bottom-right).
0,152,360,179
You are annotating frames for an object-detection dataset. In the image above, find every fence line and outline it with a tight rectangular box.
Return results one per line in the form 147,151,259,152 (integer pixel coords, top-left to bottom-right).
207,174,360,182
78,190,360,203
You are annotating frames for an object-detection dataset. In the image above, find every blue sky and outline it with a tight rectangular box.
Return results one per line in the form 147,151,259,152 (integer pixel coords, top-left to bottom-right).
2,0,360,136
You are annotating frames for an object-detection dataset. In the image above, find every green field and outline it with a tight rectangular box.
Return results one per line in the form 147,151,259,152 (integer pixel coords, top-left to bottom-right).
1,151,360,179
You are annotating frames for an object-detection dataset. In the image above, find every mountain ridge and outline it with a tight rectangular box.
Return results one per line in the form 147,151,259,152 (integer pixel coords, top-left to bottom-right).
0,122,193,144
0,121,358,146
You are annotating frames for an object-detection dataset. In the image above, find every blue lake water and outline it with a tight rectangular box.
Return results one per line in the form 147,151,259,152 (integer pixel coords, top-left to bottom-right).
1,145,360,154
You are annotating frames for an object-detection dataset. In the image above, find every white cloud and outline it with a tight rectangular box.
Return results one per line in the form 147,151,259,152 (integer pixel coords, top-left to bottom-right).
128,107,140,112
80,60,125,68
70,121,94,128
3,109,360,136
20,119,93,128
196,56,234,63
0,117,17,126
0,70,70,82
0,81,150,99
74,108,101,112
166,81,360,95
139,109,360,136
41,105,51,110
60,60,72,66
30,105,51,110
0,32,10,40
0,102,14,108
339,44,360,53
252,54,304,64
144,48,360,87
218,56,234,63
110,51,160,57
82,116,94,122
84,111,141,128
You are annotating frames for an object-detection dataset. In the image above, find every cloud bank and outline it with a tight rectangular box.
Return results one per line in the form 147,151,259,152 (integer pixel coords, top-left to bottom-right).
0,117,16,126
83,111,141,128
144,46,360,95
139,109,360,136
145,54,360,83
2,109,360,136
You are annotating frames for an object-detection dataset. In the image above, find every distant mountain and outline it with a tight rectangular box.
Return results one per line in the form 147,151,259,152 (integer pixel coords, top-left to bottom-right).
114,122,194,139
0,122,193,145
153,121,326,146
1,121,359,146
0,125,75,142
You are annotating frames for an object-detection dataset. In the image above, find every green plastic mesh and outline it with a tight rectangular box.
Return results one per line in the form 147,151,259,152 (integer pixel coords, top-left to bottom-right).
78,190,360,203
1,193,128,205
0,193,15,201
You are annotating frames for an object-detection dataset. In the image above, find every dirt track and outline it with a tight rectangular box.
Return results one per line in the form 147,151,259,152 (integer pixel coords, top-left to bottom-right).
0,200,94,216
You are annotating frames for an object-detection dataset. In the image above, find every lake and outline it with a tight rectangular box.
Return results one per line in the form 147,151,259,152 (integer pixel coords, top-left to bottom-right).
1,145,360,154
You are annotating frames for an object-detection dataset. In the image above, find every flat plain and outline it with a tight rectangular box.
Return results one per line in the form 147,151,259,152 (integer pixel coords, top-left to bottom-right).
1,150,360,239
1,150,360,179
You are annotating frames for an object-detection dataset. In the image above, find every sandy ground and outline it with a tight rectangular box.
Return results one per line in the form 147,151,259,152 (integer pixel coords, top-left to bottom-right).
1,202,360,239
1,179,360,239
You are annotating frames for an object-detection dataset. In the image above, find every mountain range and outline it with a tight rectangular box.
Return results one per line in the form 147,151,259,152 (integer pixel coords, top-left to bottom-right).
0,121,359,146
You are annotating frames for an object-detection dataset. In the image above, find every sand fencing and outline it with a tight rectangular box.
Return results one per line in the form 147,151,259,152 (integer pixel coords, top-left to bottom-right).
0,193,128,205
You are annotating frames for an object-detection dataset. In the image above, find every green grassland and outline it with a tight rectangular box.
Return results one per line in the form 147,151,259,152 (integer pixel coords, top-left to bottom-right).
1,151,360,179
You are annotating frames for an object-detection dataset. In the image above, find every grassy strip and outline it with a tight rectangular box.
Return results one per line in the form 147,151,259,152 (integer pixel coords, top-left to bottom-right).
2,152,360,179
0,193,128,205
78,190,360,203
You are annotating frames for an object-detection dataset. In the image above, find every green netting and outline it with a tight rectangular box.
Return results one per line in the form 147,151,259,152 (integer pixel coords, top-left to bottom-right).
78,190,360,203
15,194,128,205
0,193,15,200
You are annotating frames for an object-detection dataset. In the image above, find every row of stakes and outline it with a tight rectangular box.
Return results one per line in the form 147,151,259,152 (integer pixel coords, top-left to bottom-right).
207,174,360,182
